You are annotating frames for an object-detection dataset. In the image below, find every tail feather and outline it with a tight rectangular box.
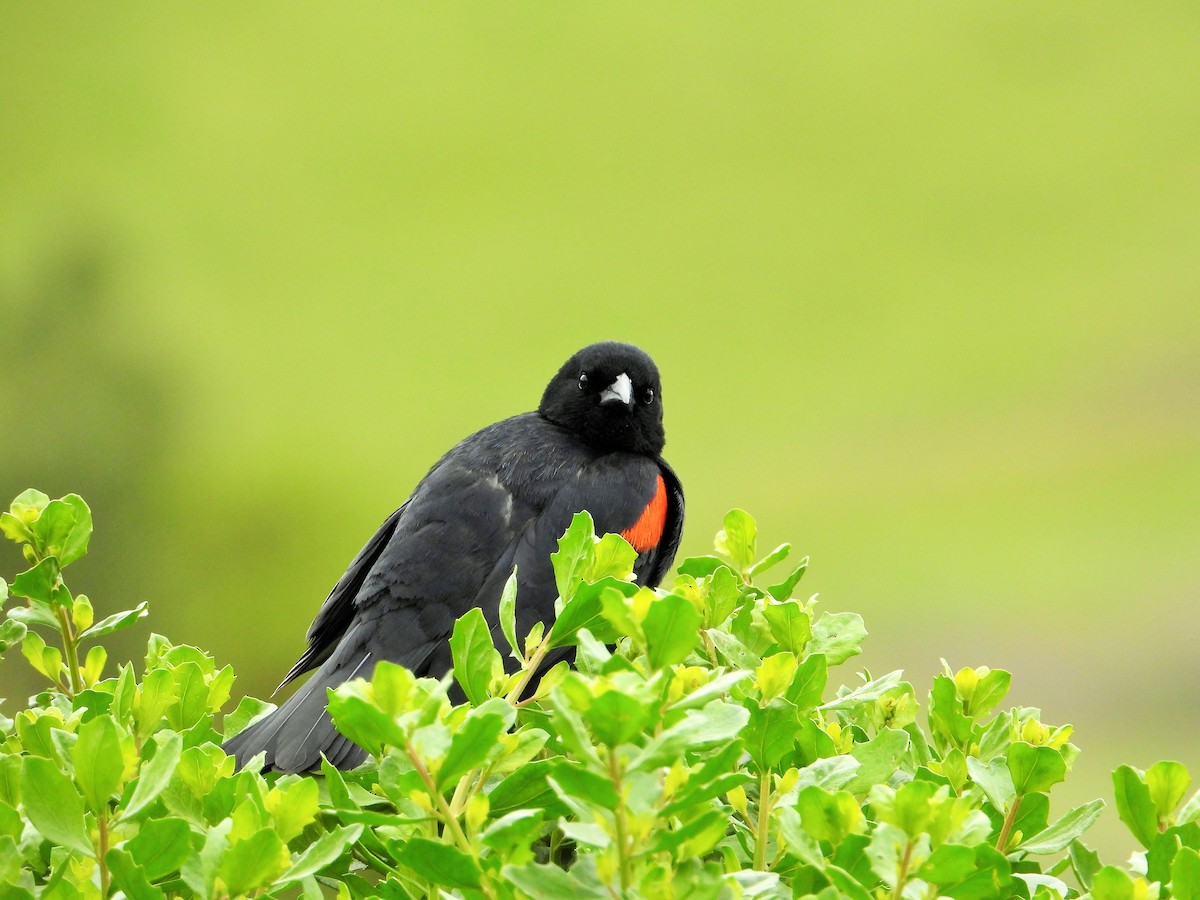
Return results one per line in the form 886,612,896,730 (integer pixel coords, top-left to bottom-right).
223,652,374,773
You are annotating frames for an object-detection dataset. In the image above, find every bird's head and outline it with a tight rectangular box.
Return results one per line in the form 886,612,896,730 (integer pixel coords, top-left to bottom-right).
539,342,666,456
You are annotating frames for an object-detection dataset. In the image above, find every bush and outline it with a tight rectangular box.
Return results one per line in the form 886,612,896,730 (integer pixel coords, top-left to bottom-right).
1,489,1197,898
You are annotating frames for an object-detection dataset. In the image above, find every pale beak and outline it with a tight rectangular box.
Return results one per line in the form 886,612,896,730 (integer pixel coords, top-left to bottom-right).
599,372,633,407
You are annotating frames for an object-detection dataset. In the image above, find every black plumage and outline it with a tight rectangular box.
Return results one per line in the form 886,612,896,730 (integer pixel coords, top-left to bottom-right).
223,342,684,772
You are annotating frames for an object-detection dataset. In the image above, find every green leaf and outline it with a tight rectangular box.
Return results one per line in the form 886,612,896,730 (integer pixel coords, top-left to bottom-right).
756,652,797,702
167,662,209,730
219,826,287,895
1019,799,1105,854
502,862,606,899
825,865,873,900
1090,866,1136,900
1147,760,1190,821
106,847,166,900
8,489,49,517
631,700,750,772
766,557,809,601
0,511,35,545
1068,840,1102,889
30,499,76,559
22,630,62,681
394,836,481,890
31,496,90,567
482,809,545,852
56,494,93,565
670,668,754,712
449,607,501,706
6,604,57,630
221,696,274,742
865,821,908,888
585,688,655,747
1008,742,1066,795
762,600,811,654
586,532,638,582
489,760,571,819
749,543,790,578
328,681,408,763
797,785,862,846
29,495,92,566
919,844,977,886
642,592,703,669
278,824,363,885
704,565,742,625
20,756,92,856
10,558,59,605
743,701,798,770
180,816,231,899
1173,846,1200,900
676,556,724,579
126,816,192,879
79,601,149,641
787,652,827,710
714,509,756,572
73,715,124,813
550,511,596,603
498,566,520,662
547,763,614,811
598,588,642,642
846,728,910,795
935,843,1012,898
809,611,866,666
266,777,320,842
549,580,628,648
1181,790,1200,825
1113,764,1159,848
437,702,514,790
967,669,1011,717
135,668,178,739
0,617,27,652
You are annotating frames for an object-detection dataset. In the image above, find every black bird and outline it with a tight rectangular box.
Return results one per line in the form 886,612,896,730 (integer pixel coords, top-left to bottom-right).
223,342,684,772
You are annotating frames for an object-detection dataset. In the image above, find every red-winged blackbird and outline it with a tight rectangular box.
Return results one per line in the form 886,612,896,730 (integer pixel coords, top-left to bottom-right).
223,342,684,772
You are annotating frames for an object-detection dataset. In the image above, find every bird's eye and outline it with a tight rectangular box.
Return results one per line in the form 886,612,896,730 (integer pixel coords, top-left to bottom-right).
643,388,655,404
578,372,588,390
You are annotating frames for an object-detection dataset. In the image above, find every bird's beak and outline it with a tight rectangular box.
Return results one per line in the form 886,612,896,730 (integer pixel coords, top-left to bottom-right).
599,372,633,408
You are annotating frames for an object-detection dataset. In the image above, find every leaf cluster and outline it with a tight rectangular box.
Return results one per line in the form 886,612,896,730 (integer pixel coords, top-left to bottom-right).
2,494,1198,899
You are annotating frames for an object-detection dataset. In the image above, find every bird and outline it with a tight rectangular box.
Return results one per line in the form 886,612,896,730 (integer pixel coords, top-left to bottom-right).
222,341,684,773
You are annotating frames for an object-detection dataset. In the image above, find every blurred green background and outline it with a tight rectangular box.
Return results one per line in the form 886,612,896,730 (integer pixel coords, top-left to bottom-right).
2,2,1197,858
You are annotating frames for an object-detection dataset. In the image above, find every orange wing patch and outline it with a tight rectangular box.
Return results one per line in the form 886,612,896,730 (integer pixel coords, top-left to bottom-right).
621,474,668,553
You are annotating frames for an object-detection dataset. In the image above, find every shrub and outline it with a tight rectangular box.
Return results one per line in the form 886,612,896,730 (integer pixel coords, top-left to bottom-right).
1,489,1197,898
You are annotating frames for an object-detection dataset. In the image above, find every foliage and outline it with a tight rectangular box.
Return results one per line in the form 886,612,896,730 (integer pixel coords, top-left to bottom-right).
1,492,1198,899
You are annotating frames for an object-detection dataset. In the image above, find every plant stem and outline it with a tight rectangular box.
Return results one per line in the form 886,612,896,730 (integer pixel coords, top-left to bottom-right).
608,749,633,893
504,633,552,705
753,770,772,870
891,839,914,900
55,605,83,697
352,843,398,877
97,812,110,895
701,631,720,667
406,742,496,900
996,794,1023,853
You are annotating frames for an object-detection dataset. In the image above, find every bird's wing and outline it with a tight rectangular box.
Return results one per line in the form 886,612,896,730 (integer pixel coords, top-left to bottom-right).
226,460,526,772
275,502,408,692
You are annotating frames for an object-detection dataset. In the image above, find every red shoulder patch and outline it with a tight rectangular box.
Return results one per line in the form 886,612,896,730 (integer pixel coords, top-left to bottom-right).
621,474,668,553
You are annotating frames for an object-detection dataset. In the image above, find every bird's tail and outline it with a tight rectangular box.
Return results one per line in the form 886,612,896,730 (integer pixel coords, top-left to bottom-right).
222,653,373,773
